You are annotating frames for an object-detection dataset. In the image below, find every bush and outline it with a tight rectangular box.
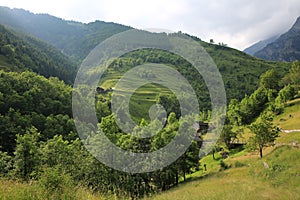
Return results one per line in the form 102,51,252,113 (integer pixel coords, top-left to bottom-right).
219,160,230,171
38,166,75,199
0,151,12,175
234,161,246,168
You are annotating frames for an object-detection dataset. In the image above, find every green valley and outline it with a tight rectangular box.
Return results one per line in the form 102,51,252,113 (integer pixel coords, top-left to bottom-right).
0,5,299,200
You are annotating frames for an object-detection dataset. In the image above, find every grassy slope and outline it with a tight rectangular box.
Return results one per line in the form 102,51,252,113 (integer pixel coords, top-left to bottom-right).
0,180,107,200
149,146,300,200
148,146,299,200
147,98,300,200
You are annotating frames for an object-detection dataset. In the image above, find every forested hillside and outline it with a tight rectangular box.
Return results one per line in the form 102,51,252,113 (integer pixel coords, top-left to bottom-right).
0,6,131,61
0,71,74,153
0,24,77,83
0,6,291,100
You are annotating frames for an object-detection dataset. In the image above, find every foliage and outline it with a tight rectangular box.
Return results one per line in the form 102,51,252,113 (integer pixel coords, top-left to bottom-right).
0,149,12,175
259,69,280,90
0,24,77,83
219,124,238,148
38,166,75,199
0,7,131,61
282,61,300,86
148,146,300,200
248,113,279,158
219,159,230,171
13,127,41,181
275,84,297,105
0,8,297,198
0,71,75,153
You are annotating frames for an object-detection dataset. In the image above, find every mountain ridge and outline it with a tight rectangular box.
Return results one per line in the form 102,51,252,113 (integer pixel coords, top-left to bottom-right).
0,6,291,102
254,16,300,62
244,35,279,55
0,24,77,83
0,6,132,61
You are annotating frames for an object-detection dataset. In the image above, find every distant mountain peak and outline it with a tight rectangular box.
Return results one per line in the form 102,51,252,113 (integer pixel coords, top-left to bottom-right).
244,35,279,56
291,16,300,30
253,16,300,62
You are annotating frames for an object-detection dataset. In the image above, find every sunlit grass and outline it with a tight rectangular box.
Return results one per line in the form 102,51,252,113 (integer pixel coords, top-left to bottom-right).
148,146,300,200
274,98,300,130
0,179,108,200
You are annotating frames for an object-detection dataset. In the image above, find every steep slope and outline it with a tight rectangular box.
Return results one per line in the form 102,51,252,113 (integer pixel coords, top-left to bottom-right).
254,17,300,62
0,24,77,83
0,6,131,61
149,97,300,200
148,146,300,200
244,35,279,55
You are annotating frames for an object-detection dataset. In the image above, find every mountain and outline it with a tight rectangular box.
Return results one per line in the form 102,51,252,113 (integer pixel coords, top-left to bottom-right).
244,35,279,55
0,24,77,83
0,6,131,61
0,7,298,199
0,6,291,102
254,16,300,62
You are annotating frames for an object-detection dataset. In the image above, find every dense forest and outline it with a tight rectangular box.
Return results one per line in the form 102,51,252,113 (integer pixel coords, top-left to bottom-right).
0,24,77,83
0,6,131,61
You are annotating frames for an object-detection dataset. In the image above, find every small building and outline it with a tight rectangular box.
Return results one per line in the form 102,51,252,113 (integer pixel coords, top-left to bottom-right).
96,87,105,94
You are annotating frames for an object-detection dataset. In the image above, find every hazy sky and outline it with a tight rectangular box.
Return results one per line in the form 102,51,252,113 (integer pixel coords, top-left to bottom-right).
1,0,300,50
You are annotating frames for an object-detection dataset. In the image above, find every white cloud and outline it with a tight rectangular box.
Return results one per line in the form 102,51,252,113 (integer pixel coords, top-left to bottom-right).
1,0,300,50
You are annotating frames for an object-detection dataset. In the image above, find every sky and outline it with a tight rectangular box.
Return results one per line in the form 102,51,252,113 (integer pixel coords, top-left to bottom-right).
1,0,300,50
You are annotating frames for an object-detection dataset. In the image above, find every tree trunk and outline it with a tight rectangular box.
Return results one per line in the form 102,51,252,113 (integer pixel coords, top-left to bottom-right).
175,172,179,186
259,147,263,158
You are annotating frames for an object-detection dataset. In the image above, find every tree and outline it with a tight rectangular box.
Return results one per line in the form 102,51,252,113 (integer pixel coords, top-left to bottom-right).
248,114,279,158
219,124,238,148
275,84,296,105
157,94,180,118
0,149,12,175
259,69,280,91
13,127,40,180
226,99,242,125
283,61,300,86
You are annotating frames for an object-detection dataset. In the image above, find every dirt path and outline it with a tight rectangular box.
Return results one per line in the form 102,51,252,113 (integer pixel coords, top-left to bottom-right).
282,129,300,133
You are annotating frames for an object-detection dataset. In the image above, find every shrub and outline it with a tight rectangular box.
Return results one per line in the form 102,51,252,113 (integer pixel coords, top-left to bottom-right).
0,151,12,175
219,160,230,171
38,166,75,199
234,161,246,168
